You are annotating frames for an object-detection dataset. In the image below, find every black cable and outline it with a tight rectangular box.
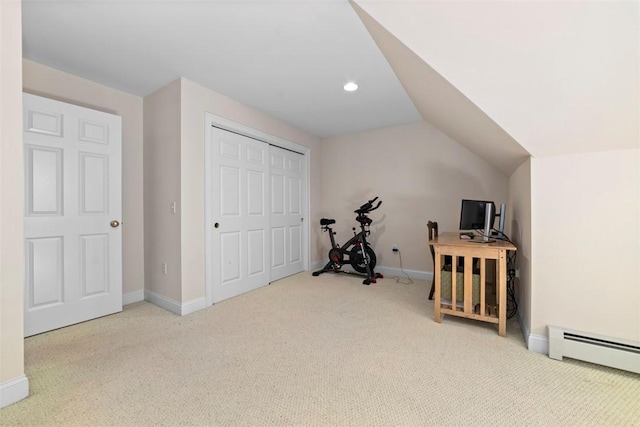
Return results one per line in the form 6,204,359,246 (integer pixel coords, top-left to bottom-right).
392,249,413,285
495,229,514,244
471,228,514,243
506,250,518,319
470,226,515,243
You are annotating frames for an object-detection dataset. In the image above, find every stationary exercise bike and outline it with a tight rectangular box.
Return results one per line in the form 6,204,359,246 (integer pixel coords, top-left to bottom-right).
312,197,384,285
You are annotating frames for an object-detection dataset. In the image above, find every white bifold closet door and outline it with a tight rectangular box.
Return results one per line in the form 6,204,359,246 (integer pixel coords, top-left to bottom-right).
23,93,122,337
269,146,305,282
209,128,271,303
207,125,307,304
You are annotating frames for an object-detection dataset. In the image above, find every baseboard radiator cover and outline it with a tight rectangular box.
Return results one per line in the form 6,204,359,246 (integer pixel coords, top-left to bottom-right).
548,326,640,374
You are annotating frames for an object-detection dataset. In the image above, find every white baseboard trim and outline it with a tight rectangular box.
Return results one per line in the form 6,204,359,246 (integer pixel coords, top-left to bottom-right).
308,262,432,282
516,307,548,355
123,290,144,306
528,333,549,355
309,260,324,271
144,289,181,315
0,375,29,408
144,290,207,316
516,308,528,345
375,266,433,282
181,297,208,316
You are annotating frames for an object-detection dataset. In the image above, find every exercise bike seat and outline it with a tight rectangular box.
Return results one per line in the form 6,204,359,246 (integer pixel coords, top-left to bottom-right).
320,218,335,226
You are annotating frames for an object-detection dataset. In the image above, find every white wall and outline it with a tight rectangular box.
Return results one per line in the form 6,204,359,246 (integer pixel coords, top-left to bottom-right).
354,1,639,158
321,121,509,273
23,60,145,297
352,1,529,176
0,0,28,407
508,159,532,345
531,149,640,342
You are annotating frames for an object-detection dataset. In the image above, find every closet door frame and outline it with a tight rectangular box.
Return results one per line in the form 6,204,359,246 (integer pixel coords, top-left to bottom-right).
204,113,310,306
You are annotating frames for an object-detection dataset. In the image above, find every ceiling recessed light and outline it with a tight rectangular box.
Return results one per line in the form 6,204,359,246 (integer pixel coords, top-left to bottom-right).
343,82,358,92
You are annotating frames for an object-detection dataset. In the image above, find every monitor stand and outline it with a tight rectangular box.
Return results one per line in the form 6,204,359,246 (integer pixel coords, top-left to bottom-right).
471,202,495,243
491,203,506,238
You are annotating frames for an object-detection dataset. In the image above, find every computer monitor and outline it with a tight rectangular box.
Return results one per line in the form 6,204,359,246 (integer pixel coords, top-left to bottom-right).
459,199,496,231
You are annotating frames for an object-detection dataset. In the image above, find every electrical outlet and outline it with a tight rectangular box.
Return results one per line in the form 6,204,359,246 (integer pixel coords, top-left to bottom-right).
392,244,398,252
161,262,168,275
515,269,520,278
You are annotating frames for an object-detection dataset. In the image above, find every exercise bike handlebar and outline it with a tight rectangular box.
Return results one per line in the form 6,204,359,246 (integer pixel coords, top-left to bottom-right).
355,197,382,214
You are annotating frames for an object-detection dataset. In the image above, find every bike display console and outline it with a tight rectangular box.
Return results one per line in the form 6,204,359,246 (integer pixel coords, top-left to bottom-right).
312,197,384,285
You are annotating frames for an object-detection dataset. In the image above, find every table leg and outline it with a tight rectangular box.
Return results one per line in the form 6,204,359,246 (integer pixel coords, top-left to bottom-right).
498,250,507,336
434,248,441,323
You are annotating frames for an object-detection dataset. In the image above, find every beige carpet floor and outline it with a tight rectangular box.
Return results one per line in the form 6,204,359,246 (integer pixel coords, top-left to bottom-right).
2,272,639,426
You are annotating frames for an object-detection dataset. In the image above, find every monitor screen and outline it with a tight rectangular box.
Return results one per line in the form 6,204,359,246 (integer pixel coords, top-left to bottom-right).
459,199,496,231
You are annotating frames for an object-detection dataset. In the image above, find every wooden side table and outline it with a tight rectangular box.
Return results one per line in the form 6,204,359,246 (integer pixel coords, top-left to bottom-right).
430,232,517,336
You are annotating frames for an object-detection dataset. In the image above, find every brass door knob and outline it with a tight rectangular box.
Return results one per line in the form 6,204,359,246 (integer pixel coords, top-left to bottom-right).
110,220,120,228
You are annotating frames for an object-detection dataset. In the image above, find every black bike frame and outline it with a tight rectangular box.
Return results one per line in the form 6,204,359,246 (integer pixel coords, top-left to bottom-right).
313,197,382,285
325,221,370,261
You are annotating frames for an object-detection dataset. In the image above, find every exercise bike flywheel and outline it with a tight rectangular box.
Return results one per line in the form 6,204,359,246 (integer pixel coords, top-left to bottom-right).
328,248,343,264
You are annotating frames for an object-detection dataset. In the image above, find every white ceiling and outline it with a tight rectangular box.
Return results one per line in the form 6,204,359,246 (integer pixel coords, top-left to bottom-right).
356,0,639,158
353,2,530,175
22,0,421,138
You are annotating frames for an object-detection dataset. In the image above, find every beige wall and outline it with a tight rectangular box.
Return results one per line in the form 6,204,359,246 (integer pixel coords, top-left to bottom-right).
321,120,509,273
531,149,640,342
144,77,323,305
508,158,532,342
180,78,322,302
0,0,26,394
143,80,182,301
23,60,145,296
354,0,640,350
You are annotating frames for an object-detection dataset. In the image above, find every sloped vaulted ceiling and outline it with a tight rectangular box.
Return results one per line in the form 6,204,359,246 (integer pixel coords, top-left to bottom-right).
351,1,530,175
352,1,639,163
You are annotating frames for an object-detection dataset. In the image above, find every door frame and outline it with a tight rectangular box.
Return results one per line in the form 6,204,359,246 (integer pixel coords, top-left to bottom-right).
204,113,310,306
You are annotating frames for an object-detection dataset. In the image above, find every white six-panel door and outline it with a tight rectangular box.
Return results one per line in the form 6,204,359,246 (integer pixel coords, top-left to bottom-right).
269,146,305,282
23,93,122,337
209,127,270,303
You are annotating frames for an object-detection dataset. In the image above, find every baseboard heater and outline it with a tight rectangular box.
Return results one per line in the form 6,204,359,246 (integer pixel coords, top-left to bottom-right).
548,326,640,374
